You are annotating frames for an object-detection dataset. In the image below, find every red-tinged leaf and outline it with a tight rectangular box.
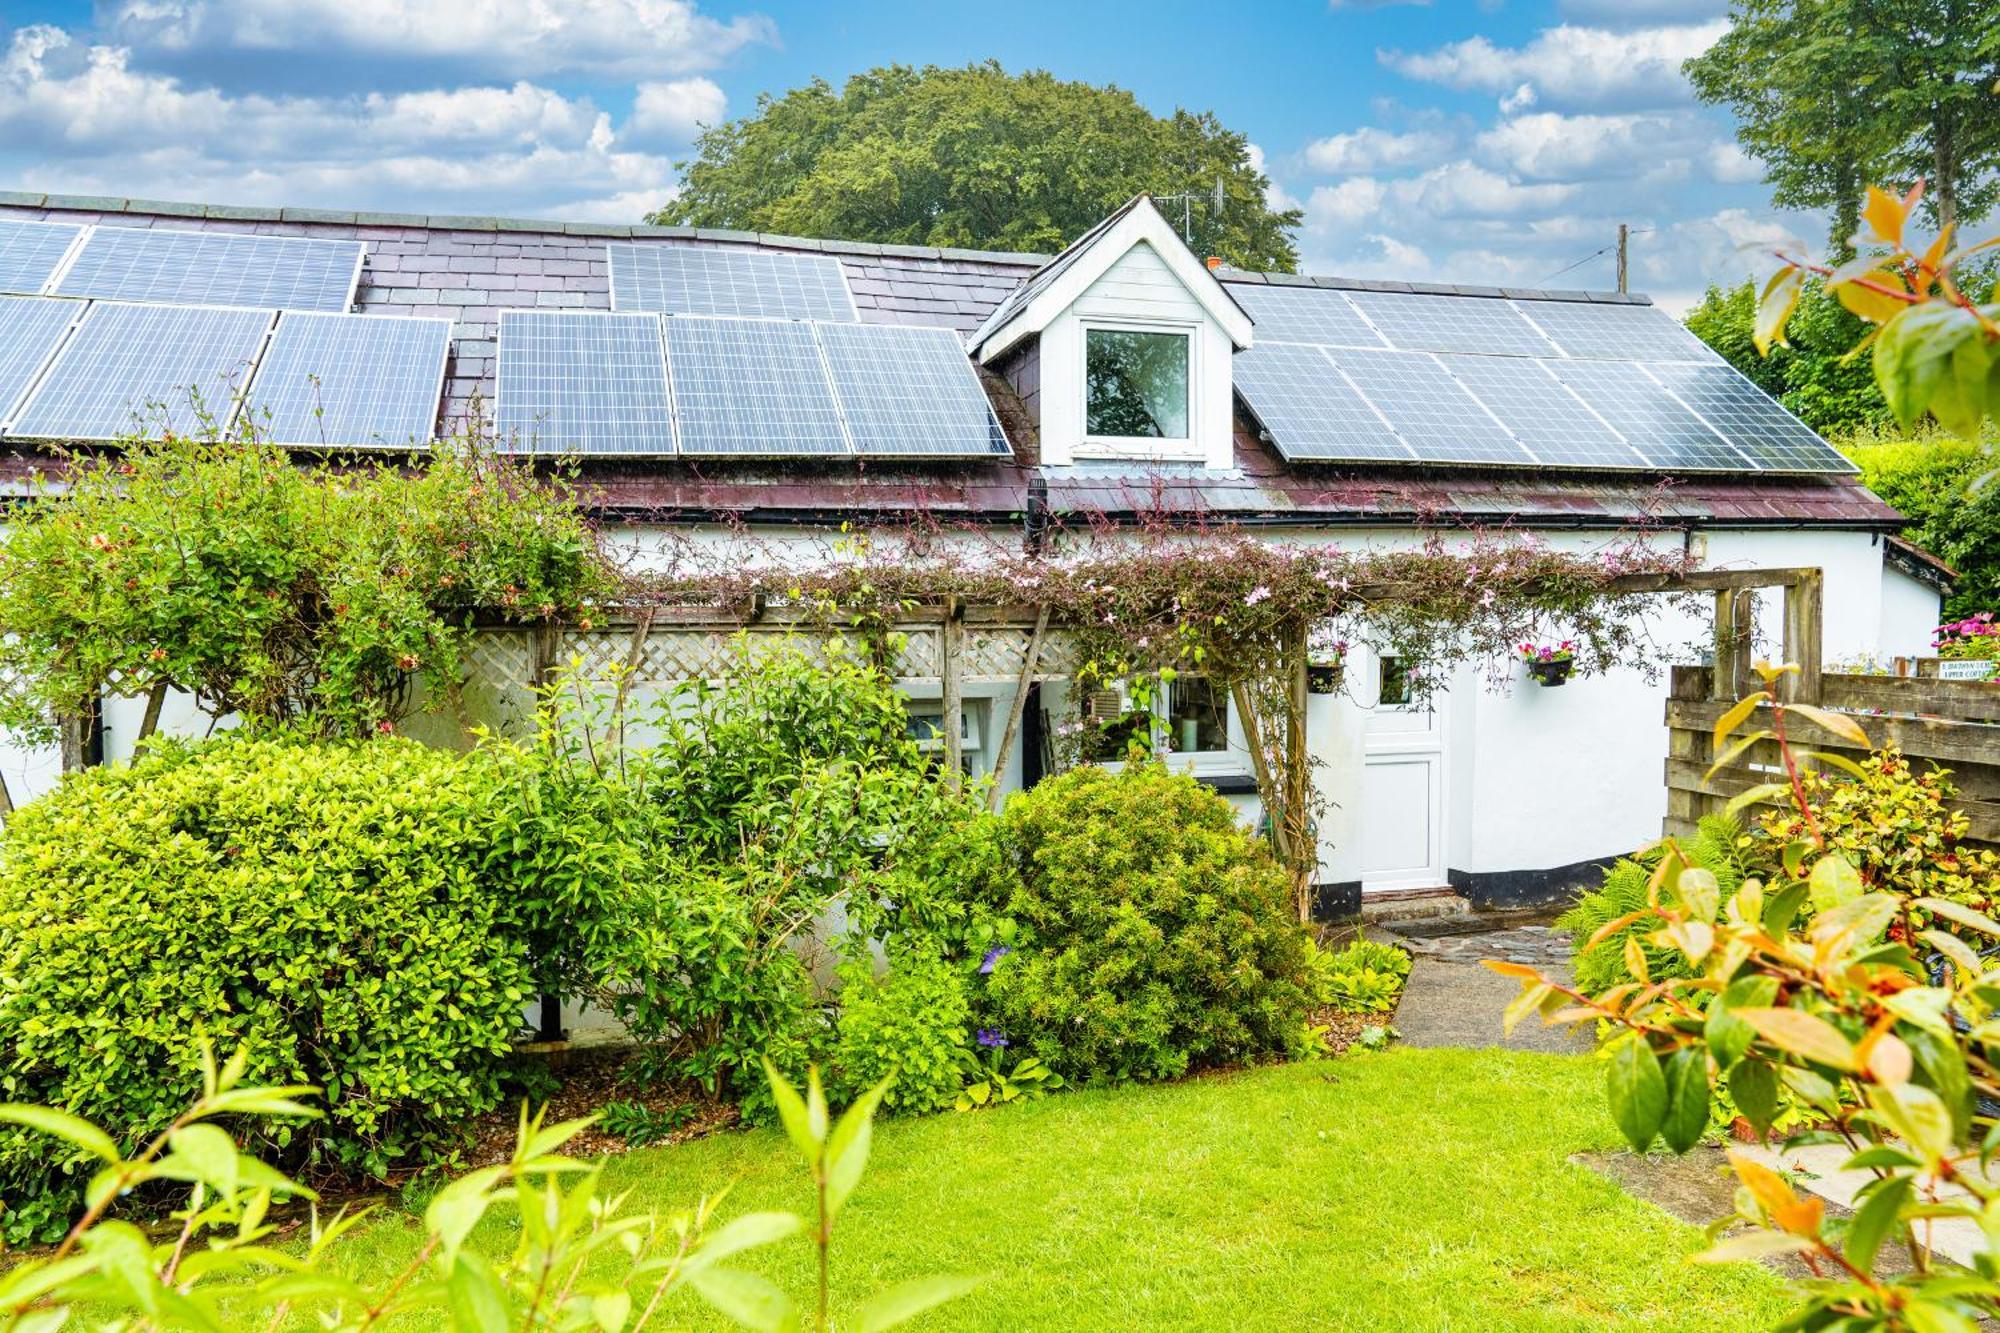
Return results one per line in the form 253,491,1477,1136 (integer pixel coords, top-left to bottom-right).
1915,897,2000,938
1503,982,1554,1036
1482,959,1544,980
1734,1007,1860,1071
1863,1031,1913,1086
1624,933,1650,984
1833,269,1912,324
1694,1231,1816,1264
1728,1149,1800,1217
1705,728,1772,783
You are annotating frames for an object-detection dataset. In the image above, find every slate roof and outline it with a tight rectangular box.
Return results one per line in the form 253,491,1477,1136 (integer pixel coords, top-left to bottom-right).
0,191,1901,533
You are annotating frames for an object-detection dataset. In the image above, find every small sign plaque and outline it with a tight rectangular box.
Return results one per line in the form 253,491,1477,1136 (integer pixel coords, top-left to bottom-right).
1937,659,1995,681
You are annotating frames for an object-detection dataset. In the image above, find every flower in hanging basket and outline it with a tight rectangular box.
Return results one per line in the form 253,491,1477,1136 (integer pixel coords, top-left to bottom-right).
1519,640,1578,686
1307,638,1350,694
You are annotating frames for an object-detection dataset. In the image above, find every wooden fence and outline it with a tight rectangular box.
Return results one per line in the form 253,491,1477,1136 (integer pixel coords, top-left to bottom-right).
1665,664,2000,850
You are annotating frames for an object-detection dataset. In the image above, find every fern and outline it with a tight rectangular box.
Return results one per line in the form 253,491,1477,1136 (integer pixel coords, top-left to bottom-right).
1558,815,1742,995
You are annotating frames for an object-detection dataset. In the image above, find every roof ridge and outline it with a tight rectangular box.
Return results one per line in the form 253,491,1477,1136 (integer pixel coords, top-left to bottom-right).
0,190,1052,268
1215,266,1650,306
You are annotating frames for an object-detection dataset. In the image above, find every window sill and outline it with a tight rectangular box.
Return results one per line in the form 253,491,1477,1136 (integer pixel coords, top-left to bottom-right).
1193,773,1261,796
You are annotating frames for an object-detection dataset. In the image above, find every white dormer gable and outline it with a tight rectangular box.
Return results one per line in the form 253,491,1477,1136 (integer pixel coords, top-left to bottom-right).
972,197,1252,469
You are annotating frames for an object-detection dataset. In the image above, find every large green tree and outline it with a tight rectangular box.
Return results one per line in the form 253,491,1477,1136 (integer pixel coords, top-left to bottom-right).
653,62,1303,271
1687,0,2000,252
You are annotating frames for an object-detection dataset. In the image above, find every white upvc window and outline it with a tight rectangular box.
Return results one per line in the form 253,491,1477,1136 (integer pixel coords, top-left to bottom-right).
905,700,986,777
1076,317,1204,461
1081,673,1247,778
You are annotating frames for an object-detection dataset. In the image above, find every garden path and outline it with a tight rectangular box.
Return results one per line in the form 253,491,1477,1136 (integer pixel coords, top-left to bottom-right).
1386,921,1592,1054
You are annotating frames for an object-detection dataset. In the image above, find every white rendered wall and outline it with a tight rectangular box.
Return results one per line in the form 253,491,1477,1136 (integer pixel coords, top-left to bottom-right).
1879,562,1945,662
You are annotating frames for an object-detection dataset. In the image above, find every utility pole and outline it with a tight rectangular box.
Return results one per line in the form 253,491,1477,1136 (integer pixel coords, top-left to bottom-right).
1616,223,1629,294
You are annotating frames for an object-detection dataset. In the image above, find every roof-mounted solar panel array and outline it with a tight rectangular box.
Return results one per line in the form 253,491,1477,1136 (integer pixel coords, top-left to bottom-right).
0,297,87,427
1223,279,1851,474
244,312,451,448
608,243,858,322
7,302,275,443
496,311,1010,459
0,220,86,297
54,227,365,312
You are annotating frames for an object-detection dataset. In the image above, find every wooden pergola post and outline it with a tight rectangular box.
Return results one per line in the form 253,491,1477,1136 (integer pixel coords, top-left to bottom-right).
988,605,1050,813
941,599,964,790
1782,569,1824,704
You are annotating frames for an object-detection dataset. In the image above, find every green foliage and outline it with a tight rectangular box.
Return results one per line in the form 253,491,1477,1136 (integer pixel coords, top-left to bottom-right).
654,61,1302,271
1747,745,2000,934
0,432,611,743
597,1098,698,1147
0,1050,951,1333
0,735,535,1242
832,951,972,1115
1559,815,1746,994
761,1062,981,1332
565,644,1004,1113
1686,0,2000,247
978,763,1316,1083
1843,428,2000,617
953,1047,1064,1111
1307,936,1412,1014
1684,279,1888,433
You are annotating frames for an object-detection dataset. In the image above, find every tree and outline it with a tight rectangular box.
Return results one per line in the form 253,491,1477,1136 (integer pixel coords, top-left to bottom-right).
653,63,1303,271
1687,0,2000,249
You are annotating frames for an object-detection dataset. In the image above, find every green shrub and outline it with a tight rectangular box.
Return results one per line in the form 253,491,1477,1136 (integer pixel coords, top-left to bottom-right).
0,734,534,1241
1559,815,1745,994
831,950,971,1114
978,763,1315,1083
1308,937,1411,1014
571,643,1004,1115
1842,428,2000,619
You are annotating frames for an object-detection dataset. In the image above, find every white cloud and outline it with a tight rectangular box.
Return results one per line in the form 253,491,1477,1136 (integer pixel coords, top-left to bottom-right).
1705,141,1764,185
624,77,726,147
1306,178,1388,226
1303,126,1451,174
101,0,771,79
1383,21,1727,110
0,24,677,219
1386,161,1577,218
1499,82,1537,115
1247,143,1304,214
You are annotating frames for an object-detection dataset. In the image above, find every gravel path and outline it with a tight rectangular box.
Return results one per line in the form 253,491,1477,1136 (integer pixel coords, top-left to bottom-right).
1388,921,1593,1053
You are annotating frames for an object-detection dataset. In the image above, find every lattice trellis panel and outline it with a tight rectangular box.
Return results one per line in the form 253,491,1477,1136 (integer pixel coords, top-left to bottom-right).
548,625,951,686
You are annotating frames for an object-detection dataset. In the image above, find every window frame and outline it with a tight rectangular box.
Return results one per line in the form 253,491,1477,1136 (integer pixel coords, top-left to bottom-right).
1075,316,1204,461
1090,673,1249,779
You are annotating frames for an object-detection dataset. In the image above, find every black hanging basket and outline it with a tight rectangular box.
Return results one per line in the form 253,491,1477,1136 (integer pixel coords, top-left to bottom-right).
1527,658,1575,687
1307,661,1344,695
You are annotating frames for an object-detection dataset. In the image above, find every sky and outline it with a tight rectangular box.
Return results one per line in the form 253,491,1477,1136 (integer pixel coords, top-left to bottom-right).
0,0,1814,312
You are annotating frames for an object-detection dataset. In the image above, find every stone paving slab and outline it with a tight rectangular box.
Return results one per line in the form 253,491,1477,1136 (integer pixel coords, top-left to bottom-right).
1389,922,1592,1053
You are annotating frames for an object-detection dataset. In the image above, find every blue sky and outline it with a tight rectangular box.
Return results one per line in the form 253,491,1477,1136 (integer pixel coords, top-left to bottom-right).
0,0,1807,310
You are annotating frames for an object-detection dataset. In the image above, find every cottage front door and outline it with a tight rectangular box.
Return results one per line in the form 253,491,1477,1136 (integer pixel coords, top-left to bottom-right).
1357,652,1446,893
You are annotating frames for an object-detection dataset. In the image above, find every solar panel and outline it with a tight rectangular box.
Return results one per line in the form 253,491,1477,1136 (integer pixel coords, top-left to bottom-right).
663,316,849,455
495,310,673,455
1347,291,1560,358
1433,354,1649,470
243,312,450,449
609,244,857,321
0,297,85,426
1226,284,1385,348
8,303,274,442
1545,359,1750,471
1512,300,1719,363
1233,343,1410,461
1325,348,1535,465
1643,362,1856,472
0,220,84,296
54,226,364,312
815,322,1008,457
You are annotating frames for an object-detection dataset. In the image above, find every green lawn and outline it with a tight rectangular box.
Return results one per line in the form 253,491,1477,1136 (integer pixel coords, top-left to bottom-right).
331,1048,1785,1331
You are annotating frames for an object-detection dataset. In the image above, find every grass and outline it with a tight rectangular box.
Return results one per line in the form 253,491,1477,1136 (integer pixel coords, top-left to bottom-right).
326,1047,1785,1331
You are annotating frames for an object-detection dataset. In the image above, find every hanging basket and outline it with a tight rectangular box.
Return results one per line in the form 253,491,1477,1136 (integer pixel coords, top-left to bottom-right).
1526,658,1575,687
1306,661,1344,695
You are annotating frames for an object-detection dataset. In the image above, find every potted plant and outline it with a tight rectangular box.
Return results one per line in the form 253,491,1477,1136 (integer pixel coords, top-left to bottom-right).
1519,640,1577,687
1307,638,1349,695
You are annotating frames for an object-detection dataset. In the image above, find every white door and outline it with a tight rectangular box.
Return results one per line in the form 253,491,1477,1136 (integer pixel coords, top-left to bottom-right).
1358,652,1446,893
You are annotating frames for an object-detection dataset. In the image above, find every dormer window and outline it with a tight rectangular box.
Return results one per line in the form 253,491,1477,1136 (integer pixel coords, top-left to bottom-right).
969,197,1252,472
1085,326,1190,441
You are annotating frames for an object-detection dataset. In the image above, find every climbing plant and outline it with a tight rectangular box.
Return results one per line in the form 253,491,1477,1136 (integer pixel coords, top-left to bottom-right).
0,429,614,756
627,526,1692,920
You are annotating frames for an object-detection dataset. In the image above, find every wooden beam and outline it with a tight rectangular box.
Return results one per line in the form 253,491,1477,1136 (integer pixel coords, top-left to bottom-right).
988,606,1050,813
941,600,964,790
1605,566,1813,594
1782,568,1824,704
